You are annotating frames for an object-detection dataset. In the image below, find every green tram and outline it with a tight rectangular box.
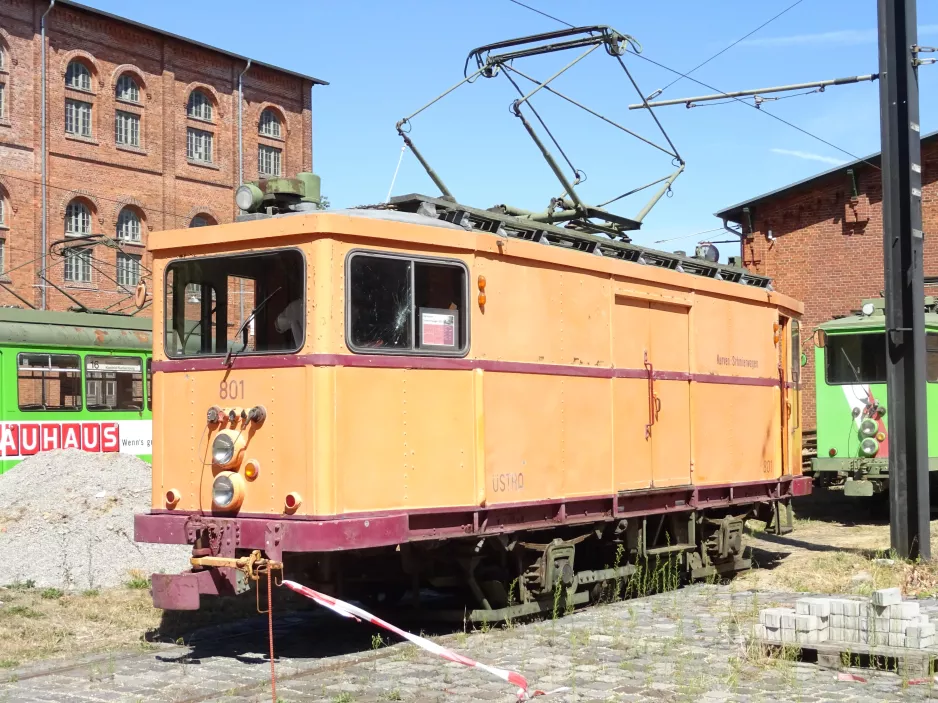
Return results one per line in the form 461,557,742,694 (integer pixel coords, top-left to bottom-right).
810,297,938,498
0,308,152,475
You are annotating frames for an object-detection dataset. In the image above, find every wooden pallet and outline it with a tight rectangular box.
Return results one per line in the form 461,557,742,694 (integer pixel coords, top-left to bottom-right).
759,639,938,677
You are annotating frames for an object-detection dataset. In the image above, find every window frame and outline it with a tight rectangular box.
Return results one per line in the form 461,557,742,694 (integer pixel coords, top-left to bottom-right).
116,251,141,287
63,247,92,283
258,143,282,177
819,330,936,385
114,109,141,147
84,354,145,412
259,108,282,138
65,98,93,138
186,126,213,163
65,201,91,236
116,207,141,242
0,81,6,120
186,89,213,122
344,249,471,358
16,351,83,412
162,246,307,359
115,74,140,104
65,60,92,92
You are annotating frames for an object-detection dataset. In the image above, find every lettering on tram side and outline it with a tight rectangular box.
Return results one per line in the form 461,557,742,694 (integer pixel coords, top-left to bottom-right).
492,472,524,493
716,354,759,370
0,421,151,459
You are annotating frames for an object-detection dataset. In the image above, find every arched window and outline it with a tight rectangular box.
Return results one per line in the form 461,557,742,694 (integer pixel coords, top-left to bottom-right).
259,108,281,138
189,214,215,228
66,60,92,91
115,74,139,103
0,44,5,71
187,90,212,121
0,197,5,227
65,200,91,236
116,207,141,242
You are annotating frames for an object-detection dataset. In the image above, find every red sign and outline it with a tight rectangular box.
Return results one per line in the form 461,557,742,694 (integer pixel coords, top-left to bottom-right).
0,422,120,458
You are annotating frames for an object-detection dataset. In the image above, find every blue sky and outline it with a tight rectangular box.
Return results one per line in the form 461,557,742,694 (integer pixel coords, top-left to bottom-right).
82,0,938,255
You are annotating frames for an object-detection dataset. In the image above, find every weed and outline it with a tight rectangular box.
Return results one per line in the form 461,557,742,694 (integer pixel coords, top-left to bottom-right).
125,571,150,590
3,605,41,619
82,589,100,598
40,588,63,600
382,690,403,701
332,694,354,703
7,580,35,591
0,660,16,669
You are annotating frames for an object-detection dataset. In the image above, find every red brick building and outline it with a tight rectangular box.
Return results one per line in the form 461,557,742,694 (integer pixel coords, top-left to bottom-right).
0,0,325,312
715,131,938,429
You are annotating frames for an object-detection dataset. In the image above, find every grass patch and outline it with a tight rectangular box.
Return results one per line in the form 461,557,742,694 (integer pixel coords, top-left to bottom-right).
124,571,150,590
40,588,64,600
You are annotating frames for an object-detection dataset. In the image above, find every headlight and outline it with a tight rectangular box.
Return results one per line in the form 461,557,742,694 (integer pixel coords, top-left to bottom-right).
212,434,235,465
212,474,235,508
860,437,879,457
859,418,878,438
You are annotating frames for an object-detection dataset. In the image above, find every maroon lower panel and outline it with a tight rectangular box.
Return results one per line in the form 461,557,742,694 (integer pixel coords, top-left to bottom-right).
135,475,813,554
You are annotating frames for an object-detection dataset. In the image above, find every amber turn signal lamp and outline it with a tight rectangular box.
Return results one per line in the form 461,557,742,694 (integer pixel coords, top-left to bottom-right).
284,492,302,513
165,488,181,508
478,275,486,290
876,432,886,442
478,293,487,306
244,459,260,481
829,448,837,457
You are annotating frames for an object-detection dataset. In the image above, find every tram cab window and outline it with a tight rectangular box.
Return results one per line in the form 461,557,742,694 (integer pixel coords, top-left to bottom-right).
86,356,144,411
165,249,305,358
825,333,887,385
17,353,82,411
348,253,468,354
146,358,152,410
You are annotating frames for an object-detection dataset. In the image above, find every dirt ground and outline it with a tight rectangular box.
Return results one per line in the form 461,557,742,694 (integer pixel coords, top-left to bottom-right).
2,487,937,670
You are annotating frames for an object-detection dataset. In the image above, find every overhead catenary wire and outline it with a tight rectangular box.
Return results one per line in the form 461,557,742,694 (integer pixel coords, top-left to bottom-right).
506,0,574,29
504,0,881,171
650,0,807,99
625,50,882,171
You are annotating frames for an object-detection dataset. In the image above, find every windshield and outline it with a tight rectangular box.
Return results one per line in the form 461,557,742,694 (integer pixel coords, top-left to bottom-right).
826,331,938,384
164,249,305,357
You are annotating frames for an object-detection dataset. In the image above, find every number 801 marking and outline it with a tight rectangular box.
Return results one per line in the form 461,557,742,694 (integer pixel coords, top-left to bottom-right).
220,380,245,400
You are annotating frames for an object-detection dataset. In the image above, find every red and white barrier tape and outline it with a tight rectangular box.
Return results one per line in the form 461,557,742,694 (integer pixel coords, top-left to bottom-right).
281,579,568,699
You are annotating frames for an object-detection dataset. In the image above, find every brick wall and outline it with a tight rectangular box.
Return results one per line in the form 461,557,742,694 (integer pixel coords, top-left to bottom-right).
0,0,316,313
736,137,938,429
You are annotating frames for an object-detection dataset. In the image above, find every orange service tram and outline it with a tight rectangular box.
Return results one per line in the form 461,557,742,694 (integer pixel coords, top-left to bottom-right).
135,192,810,616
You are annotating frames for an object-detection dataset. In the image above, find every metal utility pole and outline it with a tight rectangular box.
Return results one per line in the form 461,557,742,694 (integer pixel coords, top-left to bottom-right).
879,0,929,560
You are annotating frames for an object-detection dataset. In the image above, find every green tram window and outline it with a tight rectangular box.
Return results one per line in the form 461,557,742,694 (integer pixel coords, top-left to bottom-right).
86,356,144,411
165,249,305,358
827,332,938,384
17,353,82,411
146,358,152,411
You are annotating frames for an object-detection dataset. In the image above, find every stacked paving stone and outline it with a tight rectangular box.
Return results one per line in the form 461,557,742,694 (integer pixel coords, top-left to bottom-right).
753,588,936,649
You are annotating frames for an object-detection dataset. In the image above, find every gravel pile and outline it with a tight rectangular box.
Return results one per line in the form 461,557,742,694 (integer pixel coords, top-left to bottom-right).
0,450,190,590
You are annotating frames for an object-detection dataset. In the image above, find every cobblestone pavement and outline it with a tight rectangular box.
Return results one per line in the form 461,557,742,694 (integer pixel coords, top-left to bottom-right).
3,584,938,702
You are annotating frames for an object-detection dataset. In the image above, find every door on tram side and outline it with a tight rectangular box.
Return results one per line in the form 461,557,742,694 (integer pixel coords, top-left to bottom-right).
779,315,802,477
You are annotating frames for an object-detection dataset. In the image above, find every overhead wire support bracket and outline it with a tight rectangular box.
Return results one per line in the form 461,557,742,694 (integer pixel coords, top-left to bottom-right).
628,73,880,109
395,25,685,238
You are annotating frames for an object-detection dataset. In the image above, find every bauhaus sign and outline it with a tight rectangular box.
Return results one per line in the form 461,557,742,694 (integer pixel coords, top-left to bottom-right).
0,420,151,459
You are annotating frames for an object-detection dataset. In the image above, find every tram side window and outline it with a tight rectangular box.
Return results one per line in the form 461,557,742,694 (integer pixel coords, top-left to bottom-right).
348,253,468,354
146,358,152,410
86,356,144,411
17,353,82,411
